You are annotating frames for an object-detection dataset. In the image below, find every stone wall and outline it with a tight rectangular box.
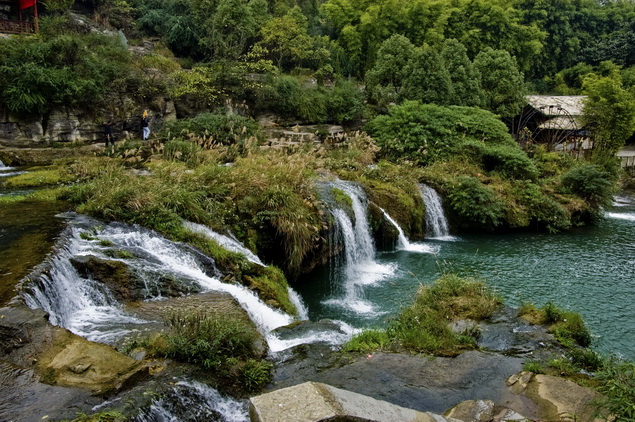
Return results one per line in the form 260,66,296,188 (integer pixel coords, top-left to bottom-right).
0,99,176,148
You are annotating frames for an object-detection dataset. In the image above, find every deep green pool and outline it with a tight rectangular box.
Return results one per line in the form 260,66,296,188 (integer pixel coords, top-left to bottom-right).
296,194,635,359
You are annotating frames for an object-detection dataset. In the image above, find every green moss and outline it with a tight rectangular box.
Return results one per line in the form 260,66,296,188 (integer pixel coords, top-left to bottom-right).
331,187,353,209
244,266,296,316
1,167,73,188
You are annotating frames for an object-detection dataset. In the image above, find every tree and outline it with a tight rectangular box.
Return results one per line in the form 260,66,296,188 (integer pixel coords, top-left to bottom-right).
439,38,484,107
365,34,415,103
582,70,635,157
255,9,313,69
206,0,259,59
402,46,454,105
473,47,526,118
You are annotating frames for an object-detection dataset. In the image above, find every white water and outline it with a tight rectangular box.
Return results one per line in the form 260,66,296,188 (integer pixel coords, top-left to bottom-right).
324,181,395,315
606,212,635,221
183,221,264,266
380,208,439,254
183,221,311,321
133,380,248,422
288,286,309,320
22,229,149,344
420,184,454,240
22,217,349,352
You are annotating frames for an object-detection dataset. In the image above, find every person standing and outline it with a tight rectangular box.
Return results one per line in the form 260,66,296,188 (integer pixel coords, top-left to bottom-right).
141,110,151,140
104,120,114,146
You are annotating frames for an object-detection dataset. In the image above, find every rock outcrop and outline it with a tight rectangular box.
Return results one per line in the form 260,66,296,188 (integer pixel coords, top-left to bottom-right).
250,381,458,422
507,371,604,422
0,304,148,396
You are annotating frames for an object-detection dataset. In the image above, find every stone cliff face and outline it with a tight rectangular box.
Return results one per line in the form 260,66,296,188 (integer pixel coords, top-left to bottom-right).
0,99,176,147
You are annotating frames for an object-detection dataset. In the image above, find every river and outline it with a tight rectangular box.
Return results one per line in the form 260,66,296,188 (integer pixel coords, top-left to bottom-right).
296,189,635,360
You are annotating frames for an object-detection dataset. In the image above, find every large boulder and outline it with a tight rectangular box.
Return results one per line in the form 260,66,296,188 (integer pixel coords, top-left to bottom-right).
250,381,456,422
507,371,604,422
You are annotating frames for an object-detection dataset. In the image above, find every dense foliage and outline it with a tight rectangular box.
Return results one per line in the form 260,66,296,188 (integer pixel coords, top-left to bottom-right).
343,274,501,356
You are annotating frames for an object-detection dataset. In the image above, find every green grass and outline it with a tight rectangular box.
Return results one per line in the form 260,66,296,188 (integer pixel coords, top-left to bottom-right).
1,167,73,188
344,274,501,356
519,302,592,347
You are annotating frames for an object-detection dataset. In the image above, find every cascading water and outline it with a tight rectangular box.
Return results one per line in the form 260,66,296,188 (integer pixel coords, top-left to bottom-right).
420,184,453,240
132,380,249,422
182,221,310,322
22,215,294,347
0,159,25,178
380,208,439,254
183,221,264,266
324,181,394,315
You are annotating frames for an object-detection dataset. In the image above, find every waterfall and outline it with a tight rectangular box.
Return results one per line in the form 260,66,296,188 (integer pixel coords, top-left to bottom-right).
420,184,453,240
380,209,438,254
324,181,394,315
22,216,294,347
0,159,24,178
132,379,248,422
183,221,311,321
183,221,264,266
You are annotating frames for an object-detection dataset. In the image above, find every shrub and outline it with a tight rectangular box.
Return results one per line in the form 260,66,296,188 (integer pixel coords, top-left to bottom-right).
446,177,505,228
342,330,391,353
163,113,261,145
241,359,274,391
0,28,132,114
163,139,201,164
561,164,615,209
460,141,539,181
596,357,635,421
158,310,260,369
385,274,501,356
365,101,513,166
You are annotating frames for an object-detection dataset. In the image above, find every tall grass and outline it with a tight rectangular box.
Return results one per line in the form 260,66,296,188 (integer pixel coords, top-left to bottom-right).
343,274,501,356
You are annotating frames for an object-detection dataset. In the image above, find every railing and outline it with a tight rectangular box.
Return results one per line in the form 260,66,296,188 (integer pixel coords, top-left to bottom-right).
0,19,36,34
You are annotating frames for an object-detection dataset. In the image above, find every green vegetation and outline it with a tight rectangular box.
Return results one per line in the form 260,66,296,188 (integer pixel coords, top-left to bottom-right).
343,274,501,356
519,302,592,348
142,309,272,392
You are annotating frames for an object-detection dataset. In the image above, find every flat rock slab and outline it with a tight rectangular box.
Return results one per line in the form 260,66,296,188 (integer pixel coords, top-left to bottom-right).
272,350,526,415
250,381,455,422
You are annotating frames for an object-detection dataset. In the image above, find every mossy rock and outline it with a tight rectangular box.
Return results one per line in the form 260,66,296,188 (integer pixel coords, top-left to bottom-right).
363,181,425,240
36,328,148,395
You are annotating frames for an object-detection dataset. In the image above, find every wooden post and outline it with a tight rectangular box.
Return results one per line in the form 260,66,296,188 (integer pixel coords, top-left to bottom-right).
33,0,38,33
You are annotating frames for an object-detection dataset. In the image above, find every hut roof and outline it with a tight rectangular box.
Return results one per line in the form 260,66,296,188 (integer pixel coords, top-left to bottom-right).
526,95,586,117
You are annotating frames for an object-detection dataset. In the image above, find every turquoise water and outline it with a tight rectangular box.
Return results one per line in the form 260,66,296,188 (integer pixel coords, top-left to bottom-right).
296,194,635,359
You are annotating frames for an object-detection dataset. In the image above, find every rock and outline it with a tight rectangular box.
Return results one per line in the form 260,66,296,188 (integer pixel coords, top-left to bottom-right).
0,304,148,396
250,381,454,422
271,350,526,415
506,371,604,422
36,330,149,395
70,254,203,301
445,399,527,422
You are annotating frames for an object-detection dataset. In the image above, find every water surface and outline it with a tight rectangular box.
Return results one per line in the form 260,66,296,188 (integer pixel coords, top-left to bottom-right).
297,193,635,359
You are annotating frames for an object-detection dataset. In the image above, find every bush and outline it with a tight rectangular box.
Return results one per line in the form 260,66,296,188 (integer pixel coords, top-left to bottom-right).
596,358,635,421
365,101,513,166
163,139,201,164
386,274,500,356
342,330,391,353
158,310,261,369
0,28,132,114
561,164,614,208
446,177,505,228
460,141,539,180
163,113,261,145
